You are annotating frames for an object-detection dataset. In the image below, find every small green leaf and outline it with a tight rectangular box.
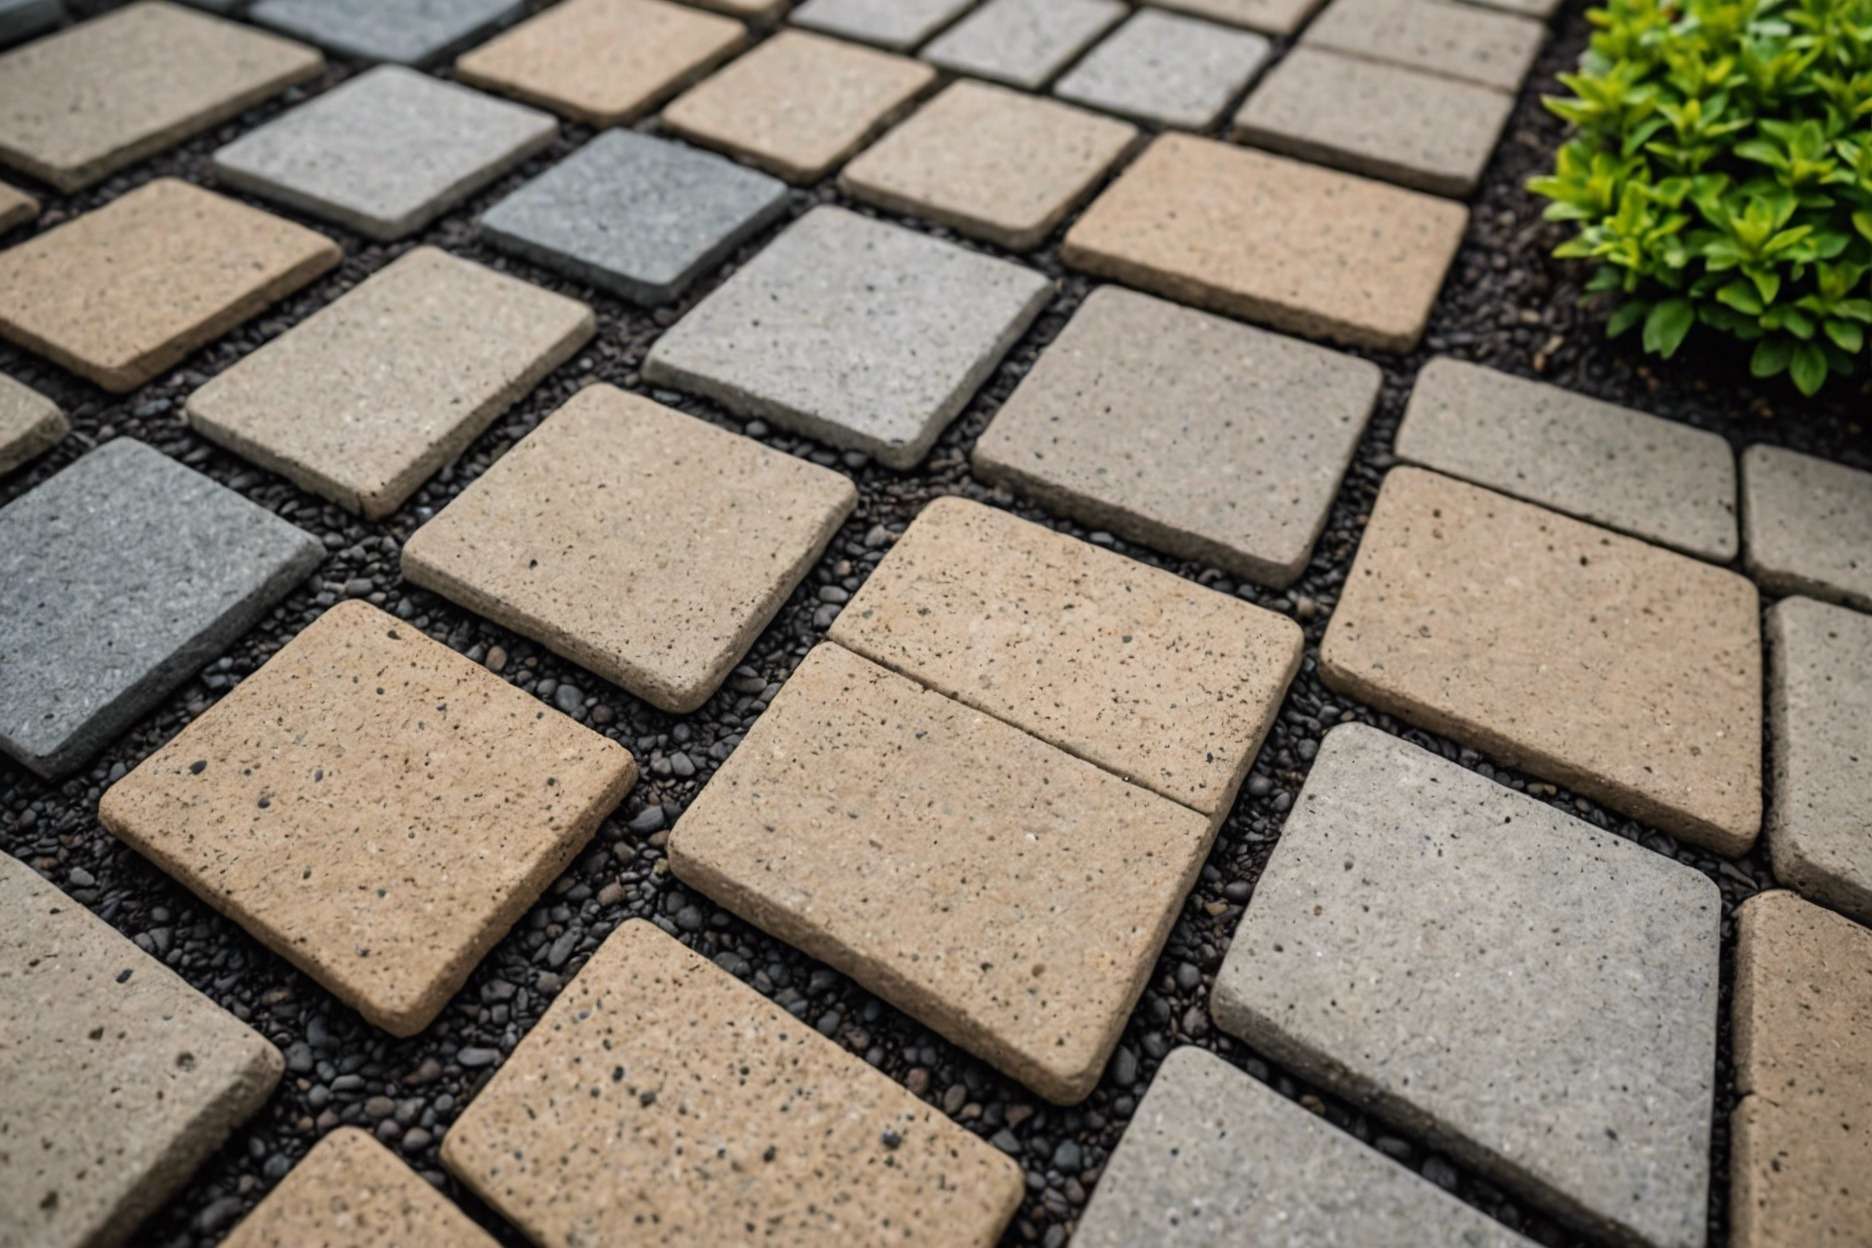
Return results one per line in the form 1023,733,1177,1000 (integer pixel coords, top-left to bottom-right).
1824,319,1865,353
1607,301,1650,338
1751,337,1794,378
1790,343,1829,395
1643,299,1697,357
1716,281,1764,314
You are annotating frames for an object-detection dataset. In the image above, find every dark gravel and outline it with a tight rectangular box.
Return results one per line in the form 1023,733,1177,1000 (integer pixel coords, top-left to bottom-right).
3,2,1863,1246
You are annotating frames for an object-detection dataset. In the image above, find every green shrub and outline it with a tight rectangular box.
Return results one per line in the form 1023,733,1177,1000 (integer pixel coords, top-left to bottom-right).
1531,0,1872,394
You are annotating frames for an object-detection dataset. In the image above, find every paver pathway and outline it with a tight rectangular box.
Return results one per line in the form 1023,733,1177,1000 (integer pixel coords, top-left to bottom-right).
1743,445,1872,612
0,371,65,476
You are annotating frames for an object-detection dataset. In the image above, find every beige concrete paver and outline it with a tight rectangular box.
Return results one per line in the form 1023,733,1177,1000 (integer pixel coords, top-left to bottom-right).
1144,0,1326,36
662,30,935,184
0,180,36,233
1062,134,1468,351
840,81,1136,251
670,642,1216,1102
98,600,636,1036
1743,444,1872,612
402,386,856,712
455,0,745,127
442,919,1025,1247
0,372,66,476
187,248,593,519
1733,891,1872,1248
1303,0,1545,93
0,1,322,192
1321,467,1762,854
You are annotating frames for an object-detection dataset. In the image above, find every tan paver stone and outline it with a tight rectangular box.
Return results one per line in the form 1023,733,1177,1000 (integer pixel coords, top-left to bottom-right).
187,248,593,519
829,497,1302,817
670,642,1216,1102
1743,444,1872,612
442,919,1024,1247
1062,133,1468,352
840,80,1137,251
0,179,35,232
1321,467,1763,853
402,386,856,712
1732,890,1872,1248
0,1,322,192
662,30,935,184
98,600,637,1036
455,0,745,127
0,371,65,476
1303,0,1545,93
1144,0,1326,36
0,178,340,393
224,1128,498,1248
0,854,283,1248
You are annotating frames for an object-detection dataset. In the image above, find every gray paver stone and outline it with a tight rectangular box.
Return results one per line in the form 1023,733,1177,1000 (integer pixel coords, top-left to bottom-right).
251,0,523,64
923,0,1126,90
1144,0,1325,36
1304,0,1544,92
1743,444,1872,611
0,0,61,45
790,0,975,49
0,372,66,476
1055,9,1272,129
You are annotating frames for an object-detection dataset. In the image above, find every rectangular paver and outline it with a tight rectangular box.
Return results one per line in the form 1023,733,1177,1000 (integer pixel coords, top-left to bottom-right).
671,642,1214,1102
98,600,636,1035
1321,467,1762,853
252,0,523,65
923,0,1126,90
1743,444,1872,612
973,286,1382,586
790,0,975,49
402,386,856,713
1395,357,1739,559
1144,0,1326,36
1063,134,1468,352
1055,9,1273,130
1303,0,1545,93
0,1,321,192
442,919,1025,1247
0,179,37,232
643,207,1052,468
0,372,65,476
0,854,283,1248
1213,723,1721,1248
829,497,1302,817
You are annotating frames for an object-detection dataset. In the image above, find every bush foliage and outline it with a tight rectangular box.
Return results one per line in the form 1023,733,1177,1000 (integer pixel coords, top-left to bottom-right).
1531,0,1872,394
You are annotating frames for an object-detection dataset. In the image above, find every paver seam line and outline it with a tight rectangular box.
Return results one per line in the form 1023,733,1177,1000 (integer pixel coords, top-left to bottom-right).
250,0,530,68
1301,0,1548,94
923,0,1129,94
794,0,985,54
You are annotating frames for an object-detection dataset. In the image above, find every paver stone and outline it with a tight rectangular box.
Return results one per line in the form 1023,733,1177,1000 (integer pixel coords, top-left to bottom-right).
1143,0,1326,36
1054,9,1273,130
1743,444,1872,612
923,0,1126,90
1303,0,1544,93
789,0,975,50
251,0,523,65
0,179,37,231
0,371,65,475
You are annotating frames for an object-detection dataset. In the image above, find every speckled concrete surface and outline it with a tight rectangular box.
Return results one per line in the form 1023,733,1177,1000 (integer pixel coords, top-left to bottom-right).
922,0,1125,90
249,0,521,65
0,370,66,476
1055,9,1272,129
790,0,973,49
1742,445,1872,612
1302,0,1546,92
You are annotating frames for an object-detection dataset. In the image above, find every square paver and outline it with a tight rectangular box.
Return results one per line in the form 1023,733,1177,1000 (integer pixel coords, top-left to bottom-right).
1395,357,1738,560
1321,467,1762,853
186,247,594,519
401,386,856,713
1743,444,1872,612
251,0,522,65
1055,9,1273,130
1732,890,1872,1248
1144,0,1327,36
478,130,788,304
0,372,65,476
643,207,1051,468
1303,0,1545,93
0,440,322,778
972,286,1382,586
442,920,1024,1247
840,81,1135,251
0,179,339,393
661,30,935,184
1063,134,1468,352
213,65,556,242
1074,1048,1536,1248
0,854,283,1248
670,642,1214,1103
1767,598,1872,926
0,179,37,232
1233,47,1515,197
829,497,1303,817
1213,723,1721,1248
790,0,974,50
98,599,637,1035
0,1,321,192
455,0,745,127
924,0,1125,90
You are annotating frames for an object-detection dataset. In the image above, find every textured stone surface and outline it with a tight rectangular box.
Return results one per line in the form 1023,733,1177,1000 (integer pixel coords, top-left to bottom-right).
973,286,1381,586
1304,0,1545,93
1075,1048,1536,1248
1321,467,1762,853
188,248,592,518
662,30,934,184
0,854,283,1248
252,0,522,65
0,440,321,777
98,600,636,1035
402,386,855,713
0,0,62,46
1395,357,1738,559
213,66,556,242
643,207,1051,468
0,371,65,476
1144,0,1326,36
1213,724,1721,1248
1055,9,1272,129
923,0,1125,90
841,81,1135,251
1232,47,1514,196
223,1128,498,1248
0,1,320,192
480,130,787,304
455,0,744,127
442,920,1023,1246
1733,891,1872,1248
0,179,33,231
830,497,1301,816
1063,134,1467,352
672,643,1213,1102
1743,444,1872,612
1767,598,1872,926
790,0,974,49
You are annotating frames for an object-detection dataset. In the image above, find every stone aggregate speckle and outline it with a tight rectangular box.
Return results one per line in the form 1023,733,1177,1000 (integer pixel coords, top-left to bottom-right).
0,370,67,475
250,0,523,66
923,0,1126,90
1742,444,1872,612
1055,9,1273,129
